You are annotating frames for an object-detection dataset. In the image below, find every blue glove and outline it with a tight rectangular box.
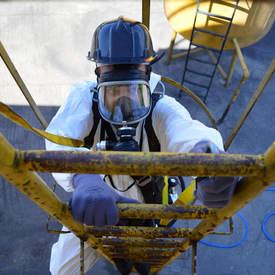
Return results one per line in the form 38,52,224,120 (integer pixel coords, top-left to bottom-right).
70,174,138,226
191,140,239,208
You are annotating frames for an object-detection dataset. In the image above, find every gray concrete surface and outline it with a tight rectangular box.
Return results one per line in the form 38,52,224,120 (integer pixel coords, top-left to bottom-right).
0,1,274,274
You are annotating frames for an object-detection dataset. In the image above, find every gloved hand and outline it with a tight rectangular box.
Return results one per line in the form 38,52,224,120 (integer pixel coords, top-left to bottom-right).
70,174,138,226
190,140,239,208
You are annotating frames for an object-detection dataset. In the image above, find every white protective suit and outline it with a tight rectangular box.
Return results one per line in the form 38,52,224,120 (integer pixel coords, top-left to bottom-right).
46,72,224,275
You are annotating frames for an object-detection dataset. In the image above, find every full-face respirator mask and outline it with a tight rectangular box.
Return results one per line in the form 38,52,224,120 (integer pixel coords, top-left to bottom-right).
95,65,152,152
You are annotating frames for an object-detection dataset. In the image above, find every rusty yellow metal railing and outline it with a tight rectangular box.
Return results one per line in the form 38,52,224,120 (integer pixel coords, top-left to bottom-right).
0,41,48,129
142,0,151,29
1,133,275,273
224,58,275,149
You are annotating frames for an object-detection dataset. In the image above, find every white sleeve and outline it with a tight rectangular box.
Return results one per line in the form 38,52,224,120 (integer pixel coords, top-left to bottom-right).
152,95,224,153
45,81,96,192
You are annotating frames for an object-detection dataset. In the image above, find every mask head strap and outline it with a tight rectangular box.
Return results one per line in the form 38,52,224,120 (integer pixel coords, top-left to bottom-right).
95,64,151,83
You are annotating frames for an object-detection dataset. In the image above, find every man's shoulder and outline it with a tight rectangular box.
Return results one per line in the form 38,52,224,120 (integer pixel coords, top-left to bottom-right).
155,94,182,109
153,94,191,119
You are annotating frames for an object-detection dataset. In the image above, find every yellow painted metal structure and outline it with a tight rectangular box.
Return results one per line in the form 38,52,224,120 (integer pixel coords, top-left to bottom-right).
15,149,265,177
216,37,250,123
224,58,275,149
142,0,151,29
163,0,274,124
1,133,275,273
164,0,275,50
1,4,274,273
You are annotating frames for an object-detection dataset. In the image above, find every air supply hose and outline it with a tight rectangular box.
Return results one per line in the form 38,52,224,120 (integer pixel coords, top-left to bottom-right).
161,76,218,129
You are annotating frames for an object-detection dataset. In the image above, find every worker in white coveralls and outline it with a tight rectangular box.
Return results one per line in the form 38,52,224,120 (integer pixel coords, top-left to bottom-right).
46,17,239,275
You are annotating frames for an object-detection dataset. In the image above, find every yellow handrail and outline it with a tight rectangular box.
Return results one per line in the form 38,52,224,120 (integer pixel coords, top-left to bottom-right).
0,133,274,273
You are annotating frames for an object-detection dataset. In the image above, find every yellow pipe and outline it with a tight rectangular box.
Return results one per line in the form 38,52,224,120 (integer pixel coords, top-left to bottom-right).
225,51,238,87
224,59,275,149
217,38,250,124
105,247,176,257
87,225,193,239
0,41,48,129
99,237,183,248
165,30,177,65
207,50,227,80
232,38,250,84
17,149,265,177
142,0,150,29
118,203,217,219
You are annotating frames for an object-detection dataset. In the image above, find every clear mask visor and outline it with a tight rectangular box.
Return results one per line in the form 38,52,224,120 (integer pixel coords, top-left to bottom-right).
98,80,151,125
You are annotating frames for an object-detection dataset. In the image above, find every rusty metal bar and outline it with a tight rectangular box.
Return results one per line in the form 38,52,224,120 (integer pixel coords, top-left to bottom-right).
171,47,202,60
142,0,150,29
0,41,48,129
87,225,192,239
232,38,250,83
165,30,177,65
112,254,169,262
207,49,227,80
217,38,250,124
165,32,203,64
105,247,177,258
17,150,265,177
153,142,275,273
118,204,217,219
225,58,275,149
99,237,183,248
225,51,238,87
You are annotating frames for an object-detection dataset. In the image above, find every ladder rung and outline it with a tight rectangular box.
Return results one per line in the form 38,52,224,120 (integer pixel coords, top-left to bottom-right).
88,225,193,238
191,42,221,53
194,27,226,38
206,16,231,26
197,9,233,21
184,79,210,89
186,68,213,78
189,57,216,65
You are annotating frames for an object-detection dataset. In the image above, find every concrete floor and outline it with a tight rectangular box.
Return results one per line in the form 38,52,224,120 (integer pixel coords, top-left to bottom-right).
0,1,274,274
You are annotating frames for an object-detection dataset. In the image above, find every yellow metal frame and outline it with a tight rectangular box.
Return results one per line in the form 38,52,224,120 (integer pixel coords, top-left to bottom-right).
142,0,151,29
1,5,274,272
217,37,250,124
0,41,48,129
224,58,275,149
164,0,275,51
1,133,274,274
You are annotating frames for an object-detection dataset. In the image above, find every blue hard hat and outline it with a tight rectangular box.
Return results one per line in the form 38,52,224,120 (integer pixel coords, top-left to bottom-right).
87,17,157,64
